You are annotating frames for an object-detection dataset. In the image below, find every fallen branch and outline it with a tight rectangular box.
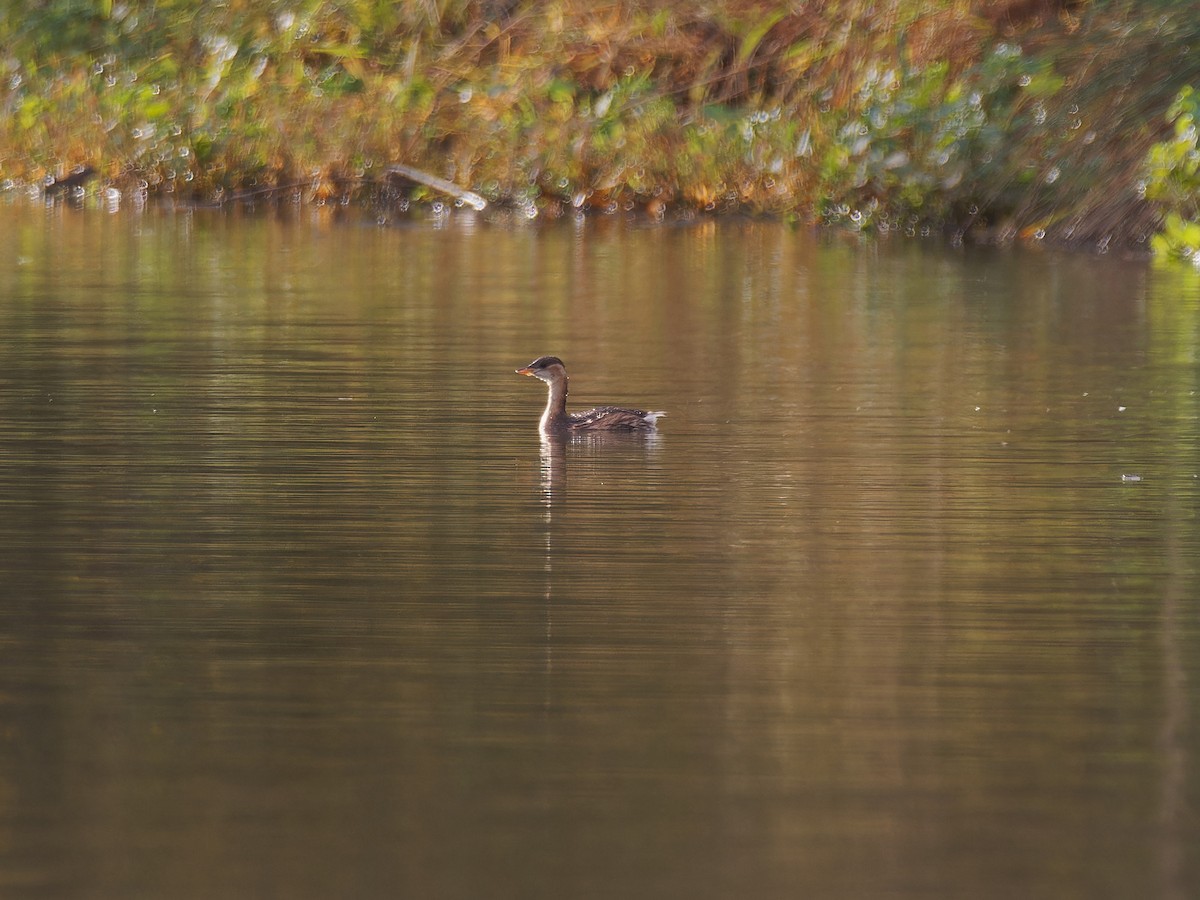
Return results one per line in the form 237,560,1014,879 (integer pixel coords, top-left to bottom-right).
386,164,487,211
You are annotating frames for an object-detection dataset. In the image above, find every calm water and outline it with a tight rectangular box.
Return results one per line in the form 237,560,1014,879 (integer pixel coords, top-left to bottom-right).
1,202,1198,898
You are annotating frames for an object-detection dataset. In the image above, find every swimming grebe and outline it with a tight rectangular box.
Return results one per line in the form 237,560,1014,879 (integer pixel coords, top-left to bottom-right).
516,356,665,433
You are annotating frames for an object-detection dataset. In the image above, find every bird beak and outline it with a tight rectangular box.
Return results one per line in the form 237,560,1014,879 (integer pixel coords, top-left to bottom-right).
516,367,534,376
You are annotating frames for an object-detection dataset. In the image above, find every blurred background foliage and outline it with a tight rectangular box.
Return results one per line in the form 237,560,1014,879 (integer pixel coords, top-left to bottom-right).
1,0,1197,256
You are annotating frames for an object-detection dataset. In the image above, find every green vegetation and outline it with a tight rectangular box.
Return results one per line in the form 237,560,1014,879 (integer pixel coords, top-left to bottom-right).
1146,87,1200,261
1,1,1197,256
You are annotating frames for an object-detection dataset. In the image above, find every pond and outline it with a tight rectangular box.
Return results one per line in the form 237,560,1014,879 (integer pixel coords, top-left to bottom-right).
1,202,1198,898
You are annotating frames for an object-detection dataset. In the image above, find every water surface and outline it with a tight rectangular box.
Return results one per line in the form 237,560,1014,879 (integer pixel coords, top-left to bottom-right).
1,203,1198,898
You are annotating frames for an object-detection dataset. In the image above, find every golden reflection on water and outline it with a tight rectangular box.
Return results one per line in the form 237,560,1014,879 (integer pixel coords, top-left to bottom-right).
0,204,1197,899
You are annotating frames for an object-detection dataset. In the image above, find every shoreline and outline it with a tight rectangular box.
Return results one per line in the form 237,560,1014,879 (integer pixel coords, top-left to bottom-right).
0,175,1163,261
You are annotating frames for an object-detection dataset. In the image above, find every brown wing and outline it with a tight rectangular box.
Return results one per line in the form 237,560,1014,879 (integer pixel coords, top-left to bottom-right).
569,406,657,431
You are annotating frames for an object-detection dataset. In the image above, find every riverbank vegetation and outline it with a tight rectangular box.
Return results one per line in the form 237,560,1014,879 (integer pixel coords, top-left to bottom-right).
1,1,1197,257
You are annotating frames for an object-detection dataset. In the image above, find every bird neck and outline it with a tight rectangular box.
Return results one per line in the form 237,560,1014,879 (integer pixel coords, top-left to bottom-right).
541,375,569,429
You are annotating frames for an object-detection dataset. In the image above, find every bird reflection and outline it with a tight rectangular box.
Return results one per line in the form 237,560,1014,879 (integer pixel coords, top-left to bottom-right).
534,430,662,694
538,433,568,507
537,429,662,510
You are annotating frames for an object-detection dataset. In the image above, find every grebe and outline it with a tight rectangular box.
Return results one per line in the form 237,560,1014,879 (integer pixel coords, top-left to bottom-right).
516,356,665,433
